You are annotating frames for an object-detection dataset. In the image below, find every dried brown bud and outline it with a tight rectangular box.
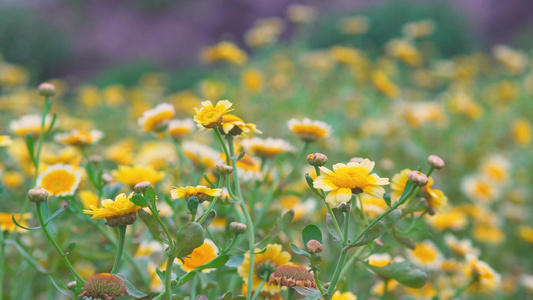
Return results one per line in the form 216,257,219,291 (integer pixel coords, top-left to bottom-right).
215,163,234,175
105,212,137,227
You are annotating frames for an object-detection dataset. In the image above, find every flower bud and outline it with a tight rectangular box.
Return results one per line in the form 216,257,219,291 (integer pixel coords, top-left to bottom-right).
38,82,56,97
408,171,428,187
229,222,247,235
102,173,113,183
215,163,234,175
66,281,77,291
81,273,128,300
28,187,49,203
134,181,152,194
427,155,445,170
306,239,323,254
307,153,328,166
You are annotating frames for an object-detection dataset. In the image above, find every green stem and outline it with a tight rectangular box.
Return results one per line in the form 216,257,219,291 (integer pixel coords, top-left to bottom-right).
325,203,344,245
197,176,223,224
35,203,85,284
165,256,174,300
0,232,5,300
110,226,126,274
339,246,366,279
382,279,388,300
358,194,369,225
311,266,325,294
165,131,196,182
190,275,198,299
222,236,239,254
150,207,174,249
250,276,267,300
284,142,309,183
214,128,231,165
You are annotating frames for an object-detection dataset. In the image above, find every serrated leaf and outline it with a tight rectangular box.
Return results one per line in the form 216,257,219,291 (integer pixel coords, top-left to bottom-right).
290,243,311,259
366,261,428,288
302,224,322,245
6,240,49,273
352,209,402,247
173,222,205,258
199,210,216,228
225,254,244,268
326,208,344,242
116,273,148,298
131,194,149,207
138,209,162,242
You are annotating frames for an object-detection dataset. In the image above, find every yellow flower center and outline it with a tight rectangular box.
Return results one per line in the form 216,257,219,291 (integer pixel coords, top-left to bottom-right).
330,167,375,190
144,111,173,131
474,181,492,198
412,244,437,263
41,169,77,195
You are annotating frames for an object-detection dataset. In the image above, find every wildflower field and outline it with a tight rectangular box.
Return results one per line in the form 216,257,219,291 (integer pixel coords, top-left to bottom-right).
1,3,532,300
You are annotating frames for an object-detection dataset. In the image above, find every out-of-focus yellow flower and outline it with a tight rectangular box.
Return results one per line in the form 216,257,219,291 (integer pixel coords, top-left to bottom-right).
220,114,262,136
404,282,438,299
105,140,135,165
277,195,316,221
461,175,499,203
423,176,448,211
444,234,479,257
36,164,81,196
479,155,510,185
517,226,533,244
402,19,435,39
83,193,145,219
78,86,101,109
102,85,125,106
492,45,528,75
242,137,295,159
41,146,82,166
177,239,218,272
200,41,247,65
409,240,444,269
314,159,389,207
79,190,99,210
385,39,423,67
73,261,96,281
242,69,264,93
425,210,467,231
183,141,222,169
0,64,29,87
472,224,504,244
135,142,175,170
330,46,365,66
511,118,531,146
165,118,194,139
9,114,53,138
167,90,201,115
357,194,388,219
170,185,222,202
55,129,104,146
300,51,335,72
338,16,369,35
111,165,165,187
372,70,399,98
448,92,483,119
138,103,175,132
461,254,501,295
332,291,357,300
390,169,410,200
194,100,233,129
367,253,393,267
221,152,262,182
2,171,25,189
287,118,332,142
199,80,226,101
244,18,285,47
0,135,13,147
0,212,32,233
238,244,291,294
371,279,397,296
286,4,316,24
134,240,163,258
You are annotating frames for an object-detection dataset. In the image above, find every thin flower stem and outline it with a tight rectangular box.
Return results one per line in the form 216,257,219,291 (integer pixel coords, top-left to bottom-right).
325,202,344,245
339,246,366,279
0,233,5,300
152,209,174,248
324,247,348,299
358,194,369,225
284,142,309,183
250,277,267,300
35,202,85,284
164,131,196,182
165,256,174,300
312,266,325,294
110,226,127,274
197,176,224,224
214,128,231,165
190,276,198,300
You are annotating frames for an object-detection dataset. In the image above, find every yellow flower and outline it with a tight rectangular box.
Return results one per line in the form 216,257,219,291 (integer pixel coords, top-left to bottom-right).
111,165,165,187
461,176,499,203
177,239,218,272
277,195,316,221
0,135,13,147
200,42,247,65
241,137,295,158
83,193,144,220
479,155,510,185
338,16,369,35
36,164,81,196
74,261,96,281
516,225,533,244
444,234,479,257
371,279,397,296
220,114,262,136
0,212,32,233
238,244,291,293
244,18,285,48
166,118,194,139
135,240,163,258
102,84,125,106
404,282,437,299
390,169,411,200
461,254,501,295
41,146,82,166
330,46,366,65
78,85,101,109
313,159,389,207
138,103,175,132
167,90,201,115
425,210,467,231
2,171,25,189
385,39,423,67
423,176,448,211
372,70,399,98
194,100,233,128
367,253,393,267
242,69,264,93
221,152,263,182
9,114,53,138
402,19,435,39
511,118,531,146
492,44,528,75
332,291,357,300
408,240,444,269
54,129,103,146
286,4,316,24
472,224,504,244
79,190,100,210
105,140,135,165
357,194,389,219
287,118,332,142
170,185,222,202
183,141,222,169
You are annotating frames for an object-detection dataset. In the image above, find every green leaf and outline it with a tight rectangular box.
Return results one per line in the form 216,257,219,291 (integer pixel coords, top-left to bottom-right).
352,209,402,247
102,183,123,199
203,173,217,188
66,242,76,255
393,231,416,250
230,151,245,161
383,193,391,207
116,273,148,298
44,202,69,225
366,261,428,288
399,181,414,203
302,224,322,245
292,287,321,300
46,113,58,134
48,276,74,300
11,214,41,230
179,270,198,286
305,174,323,198
156,268,166,284
131,194,149,207
225,254,244,268
138,209,162,242
197,254,230,270
6,240,49,273
25,133,36,165
290,243,311,259
326,208,344,242
199,210,216,228
173,222,205,258
218,292,233,300
145,187,157,208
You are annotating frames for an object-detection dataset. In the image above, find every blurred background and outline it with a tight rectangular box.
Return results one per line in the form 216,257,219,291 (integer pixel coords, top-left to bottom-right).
2,0,533,86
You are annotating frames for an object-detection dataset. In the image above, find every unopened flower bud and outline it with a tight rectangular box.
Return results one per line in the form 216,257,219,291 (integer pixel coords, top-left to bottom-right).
307,153,328,166
134,181,152,193
427,155,445,170
215,163,233,175
229,222,247,235
102,173,113,183
81,273,128,300
66,281,77,291
306,240,323,254
409,171,428,187
38,82,56,97
28,187,49,203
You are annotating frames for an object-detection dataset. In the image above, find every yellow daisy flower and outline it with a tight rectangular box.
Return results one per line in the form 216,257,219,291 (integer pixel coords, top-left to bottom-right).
183,141,222,169
368,253,393,267
220,114,262,136
9,114,53,138
111,165,165,187
135,240,163,258
404,282,437,299
408,240,444,269
390,169,411,200
0,212,32,233
444,234,479,257
313,159,389,207
372,70,399,98
332,291,357,300
138,103,175,132
237,243,291,294
177,239,218,272
105,140,135,165
425,210,467,231
423,176,448,211
165,118,194,139
0,135,13,147
511,117,531,146
2,171,25,189
241,137,295,158
79,190,100,210
200,41,247,65
170,185,222,203
517,225,533,244
83,193,145,226
479,155,510,185
54,129,104,146
461,175,499,203
36,164,81,196
461,254,501,295
194,100,233,128
287,118,331,142
371,279,397,296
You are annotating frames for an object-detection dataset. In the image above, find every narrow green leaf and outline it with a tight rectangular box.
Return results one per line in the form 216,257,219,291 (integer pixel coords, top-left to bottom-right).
145,187,157,208
48,276,74,300
46,113,58,134
11,214,41,230
383,193,391,207
290,243,311,259
399,181,414,203
44,202,69,225
6,240,49,273
305,174,322,198
352,209,402,247
326,208,344,242
203,173,217,188
25,133,36,165
197,254,230,270
302,224,322,245
116,273,148,298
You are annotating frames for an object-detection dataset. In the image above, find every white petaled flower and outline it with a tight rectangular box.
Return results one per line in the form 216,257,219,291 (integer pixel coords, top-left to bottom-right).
287,117,332,142
519,274,533,293
367,253,393,267
138,103,175,132
167,118,195,139
479,155,510,186
9,114,53,137
461,175,500,203
36,164,81,196
241,137,295,158
183,141,223,168
54,129,104,146
444,234,480,257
